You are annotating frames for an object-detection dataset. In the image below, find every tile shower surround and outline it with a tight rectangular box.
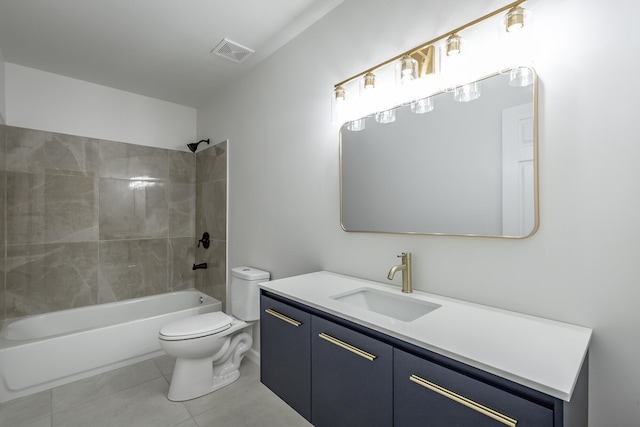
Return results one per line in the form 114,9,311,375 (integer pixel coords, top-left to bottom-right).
0,125,227,320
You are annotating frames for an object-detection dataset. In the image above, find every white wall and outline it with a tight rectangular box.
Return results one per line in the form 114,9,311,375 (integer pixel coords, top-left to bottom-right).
0,48,6,123
6,63,196,150
198,0,640,424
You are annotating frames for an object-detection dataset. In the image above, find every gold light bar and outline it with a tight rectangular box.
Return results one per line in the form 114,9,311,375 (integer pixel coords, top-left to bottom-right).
334,0,527,90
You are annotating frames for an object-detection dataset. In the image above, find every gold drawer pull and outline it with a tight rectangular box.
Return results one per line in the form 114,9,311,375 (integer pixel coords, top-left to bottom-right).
409,374,518,427
264,309,302,327
318,333,377,361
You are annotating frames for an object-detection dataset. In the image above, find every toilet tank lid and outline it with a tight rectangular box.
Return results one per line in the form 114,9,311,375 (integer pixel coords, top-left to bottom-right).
231,266,270,281
159,312,232,338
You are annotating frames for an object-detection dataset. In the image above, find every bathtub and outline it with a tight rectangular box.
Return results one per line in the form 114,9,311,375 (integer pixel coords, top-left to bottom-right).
0,290,221,403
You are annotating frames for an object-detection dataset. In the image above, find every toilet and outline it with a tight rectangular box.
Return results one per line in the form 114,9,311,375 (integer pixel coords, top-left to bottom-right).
158,266,269,401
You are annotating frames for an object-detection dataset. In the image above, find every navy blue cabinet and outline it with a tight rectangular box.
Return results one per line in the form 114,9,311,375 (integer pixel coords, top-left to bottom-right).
311,316,393,427
259,294,312,421
394,348,554,427
260,291,582,427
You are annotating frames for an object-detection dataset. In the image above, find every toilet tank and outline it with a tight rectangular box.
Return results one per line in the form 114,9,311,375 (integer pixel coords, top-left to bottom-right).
231,266,270,321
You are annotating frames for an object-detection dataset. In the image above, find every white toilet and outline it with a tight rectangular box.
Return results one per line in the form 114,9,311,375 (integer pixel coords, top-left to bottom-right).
158,266,269,401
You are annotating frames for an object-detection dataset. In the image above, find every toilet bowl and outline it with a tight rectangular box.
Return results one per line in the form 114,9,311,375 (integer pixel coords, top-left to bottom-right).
158,267,269,401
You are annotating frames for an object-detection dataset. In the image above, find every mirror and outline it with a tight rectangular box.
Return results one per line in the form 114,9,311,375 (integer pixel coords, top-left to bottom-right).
340,68,537,238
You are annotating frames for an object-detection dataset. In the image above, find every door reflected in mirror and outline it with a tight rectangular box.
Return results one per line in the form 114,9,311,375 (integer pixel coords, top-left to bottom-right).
340,67,537,238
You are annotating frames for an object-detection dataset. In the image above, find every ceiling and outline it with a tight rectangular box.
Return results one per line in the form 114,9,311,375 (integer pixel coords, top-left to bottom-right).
0,0,342,108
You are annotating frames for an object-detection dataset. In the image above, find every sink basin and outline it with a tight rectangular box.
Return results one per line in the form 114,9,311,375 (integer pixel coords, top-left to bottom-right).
331,288,440,322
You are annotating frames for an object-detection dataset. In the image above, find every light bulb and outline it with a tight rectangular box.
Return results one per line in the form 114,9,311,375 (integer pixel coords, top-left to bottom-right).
331,86,347,124
445,34,463,56
505,6,525,32
395,55,418,85
362,72,376,91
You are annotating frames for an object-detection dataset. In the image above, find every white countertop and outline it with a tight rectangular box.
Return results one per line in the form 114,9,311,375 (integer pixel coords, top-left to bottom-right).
259,271,592,402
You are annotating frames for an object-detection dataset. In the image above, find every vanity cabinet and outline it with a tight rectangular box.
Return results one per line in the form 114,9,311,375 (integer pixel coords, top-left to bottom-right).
259,294,312,421
260,290,583,426
311,316,393,427
394,348,554,427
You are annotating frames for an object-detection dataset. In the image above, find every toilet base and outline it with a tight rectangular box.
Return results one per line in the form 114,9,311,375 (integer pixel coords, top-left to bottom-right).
167,331,252,401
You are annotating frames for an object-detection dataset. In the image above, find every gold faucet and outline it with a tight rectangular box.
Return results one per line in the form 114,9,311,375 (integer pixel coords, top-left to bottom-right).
387,252,412,293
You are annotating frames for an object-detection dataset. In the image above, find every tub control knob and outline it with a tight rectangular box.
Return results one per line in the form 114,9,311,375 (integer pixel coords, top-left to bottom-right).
198,232,210,249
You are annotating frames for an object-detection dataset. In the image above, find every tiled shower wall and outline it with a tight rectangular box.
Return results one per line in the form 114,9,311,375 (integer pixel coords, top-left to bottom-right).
0,125,228,321
194,142,227,310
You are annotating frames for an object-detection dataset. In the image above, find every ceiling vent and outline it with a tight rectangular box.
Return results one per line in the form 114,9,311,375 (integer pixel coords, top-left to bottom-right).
211,38,255,63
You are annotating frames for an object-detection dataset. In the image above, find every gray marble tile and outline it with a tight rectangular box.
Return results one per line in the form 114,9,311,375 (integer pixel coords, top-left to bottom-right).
0,171,5,246
99,177,168,240
169,150,196,184
189,360,311,427
195,239,226,310
52,360,163,413
0,245,5,321
196,141,226,184
5,242,99,317
43,174,97,243
193,385,312,427
152,354,177,377
6,126,98,176
52,377,191,427
169,182,195,238
6,171,44,244
99,139,168,180
6,172,98,244
0,390,52,427
0,122,6,170
196,179,226,241
16,417,52,427
181,358,258,417
172,419,198,427
168,237,195,291
98,239,168,300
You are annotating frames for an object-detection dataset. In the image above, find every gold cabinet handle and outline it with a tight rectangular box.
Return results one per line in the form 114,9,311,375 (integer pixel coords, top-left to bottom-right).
264,309,302,327
318,333,377,361
409,374,517,427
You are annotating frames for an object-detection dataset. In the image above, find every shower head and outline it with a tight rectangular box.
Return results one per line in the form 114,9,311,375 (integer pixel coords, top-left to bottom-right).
187,139,210,153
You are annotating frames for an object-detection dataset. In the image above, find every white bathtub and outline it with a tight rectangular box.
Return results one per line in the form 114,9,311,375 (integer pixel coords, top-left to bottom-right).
0,290,221,403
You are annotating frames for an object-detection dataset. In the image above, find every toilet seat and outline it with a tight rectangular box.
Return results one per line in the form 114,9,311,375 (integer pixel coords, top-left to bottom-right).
159,312,233,341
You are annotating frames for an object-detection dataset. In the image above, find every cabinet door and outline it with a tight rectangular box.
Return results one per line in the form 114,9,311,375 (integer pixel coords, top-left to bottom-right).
394,348,554,427
311,316,393,427
260,294,311,421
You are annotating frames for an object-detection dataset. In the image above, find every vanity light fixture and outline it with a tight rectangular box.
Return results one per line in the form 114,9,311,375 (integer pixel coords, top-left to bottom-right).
362,72,376,91
395,55,418,85
412,45,436,78
334,85,346,102
505,5,526,32
333,0,530,124
331,85,347,123
444,33,464,56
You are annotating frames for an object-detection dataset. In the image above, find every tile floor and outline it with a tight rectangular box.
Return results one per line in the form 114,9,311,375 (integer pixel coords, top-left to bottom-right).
0,356,313,427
